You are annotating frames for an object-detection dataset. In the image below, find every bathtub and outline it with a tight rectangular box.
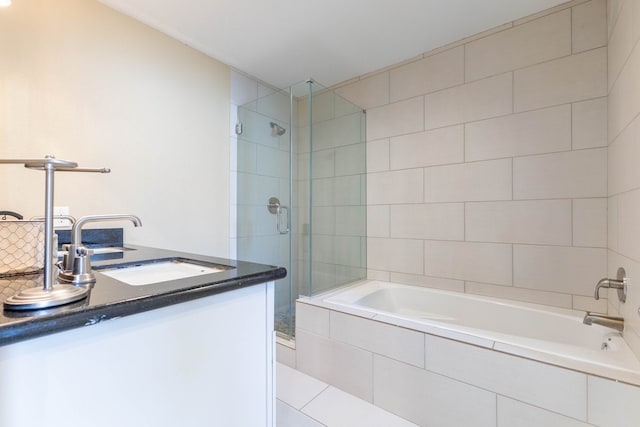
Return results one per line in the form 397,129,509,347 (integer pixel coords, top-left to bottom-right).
310,280,640,386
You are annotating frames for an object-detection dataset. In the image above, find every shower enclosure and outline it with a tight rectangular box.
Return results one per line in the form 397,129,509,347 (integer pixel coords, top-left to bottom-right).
234,79,366,340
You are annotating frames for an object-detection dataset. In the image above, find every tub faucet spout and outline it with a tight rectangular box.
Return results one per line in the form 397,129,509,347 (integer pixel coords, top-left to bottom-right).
583,312,624,332
593,267,628,303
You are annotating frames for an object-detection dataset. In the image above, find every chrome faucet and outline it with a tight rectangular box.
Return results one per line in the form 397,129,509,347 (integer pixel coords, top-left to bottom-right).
58,214,142,284
583,312,624,332
593,267,627,303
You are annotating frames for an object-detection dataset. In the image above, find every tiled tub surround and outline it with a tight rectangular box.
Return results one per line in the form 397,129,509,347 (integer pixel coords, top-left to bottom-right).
607,0,640,363
335,0,610,316
296,281,640,427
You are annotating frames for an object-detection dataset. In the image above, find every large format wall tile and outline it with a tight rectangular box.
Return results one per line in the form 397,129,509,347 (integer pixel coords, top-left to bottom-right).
513,245,607,296
374,355,497,427
514,47,607,112
424,159,512,202
465,200,571,245
424,335,588,420
513,149,606,200
424,240,512,285
572,0,607,54
465,104,571,161
390,46,464,102
390,203,464,240
334,72,390,110
368,238,424,274
465,10,570,82
390,125,463,169
367,97,424,140
368,169,423,205
330,312,425,367
424,72,512,129
295,330,373,402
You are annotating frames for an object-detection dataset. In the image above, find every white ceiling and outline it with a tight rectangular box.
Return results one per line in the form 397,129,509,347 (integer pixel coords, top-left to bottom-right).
99,0,569,90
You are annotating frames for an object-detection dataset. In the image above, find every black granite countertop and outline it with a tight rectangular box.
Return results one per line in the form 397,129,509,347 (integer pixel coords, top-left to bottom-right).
0,245,286,346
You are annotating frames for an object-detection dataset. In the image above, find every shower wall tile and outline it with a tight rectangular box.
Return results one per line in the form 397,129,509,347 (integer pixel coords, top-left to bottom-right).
572,97,608,149
513,245,606,296
572,294,608,312
334,72,390,110
424,334,588,420
514,47,607,112
498,396,592,427
368,169,424,205
335,143,365,176
608,117,640,195
330,311,425,368
334,175,363,206
572,198,607,248
465,200,572,246
374,355,497,427
390,125,464,169
465,104,571,162
572,0,607,54
311,149,335,179
608,0,633,92
424,72,512,129
389,46,464,102
617,188,640,262
367,205,389,238
464,10,570,82
390,203,464,241
464,281,573,309
424,159,512,203
312,207,335,235
389,272,465,292
345,0,608,310
368,238,423,275
335,206,366,237
513,148,607,200
366,97,424,140
295,329,373,402
608,43,640,141
424,241,512,286
366,138,390,173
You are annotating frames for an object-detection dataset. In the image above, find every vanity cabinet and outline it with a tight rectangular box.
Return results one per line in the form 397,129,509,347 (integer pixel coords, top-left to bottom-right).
0,281,275,427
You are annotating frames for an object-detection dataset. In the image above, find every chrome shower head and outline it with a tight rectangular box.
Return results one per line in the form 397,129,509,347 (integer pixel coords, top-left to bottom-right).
270,122,286,137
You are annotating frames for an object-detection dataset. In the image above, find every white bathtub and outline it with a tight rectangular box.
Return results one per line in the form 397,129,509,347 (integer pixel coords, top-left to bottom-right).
314,280,640,386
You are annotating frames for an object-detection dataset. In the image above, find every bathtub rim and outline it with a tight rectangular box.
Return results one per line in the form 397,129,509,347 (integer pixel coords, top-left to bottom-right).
299,279,640,387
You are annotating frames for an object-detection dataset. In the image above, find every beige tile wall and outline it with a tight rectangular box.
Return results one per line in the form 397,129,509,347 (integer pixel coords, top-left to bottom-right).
335,0,609,311
607,0,640,360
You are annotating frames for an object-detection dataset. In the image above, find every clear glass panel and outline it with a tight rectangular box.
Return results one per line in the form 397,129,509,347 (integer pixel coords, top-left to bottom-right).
235,79,366,340
304,81,367,297
236,87,294,337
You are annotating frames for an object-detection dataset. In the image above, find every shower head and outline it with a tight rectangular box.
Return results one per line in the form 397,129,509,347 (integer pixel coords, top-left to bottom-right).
270,122,286,137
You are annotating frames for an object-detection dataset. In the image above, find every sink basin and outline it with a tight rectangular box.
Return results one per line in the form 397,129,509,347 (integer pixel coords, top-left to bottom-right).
98,259,229,286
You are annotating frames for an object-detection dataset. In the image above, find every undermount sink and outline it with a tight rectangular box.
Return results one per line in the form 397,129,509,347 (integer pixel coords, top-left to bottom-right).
97,259,230,286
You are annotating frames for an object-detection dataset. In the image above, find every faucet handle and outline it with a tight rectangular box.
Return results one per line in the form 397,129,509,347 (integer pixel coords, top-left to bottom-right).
594,267,627,303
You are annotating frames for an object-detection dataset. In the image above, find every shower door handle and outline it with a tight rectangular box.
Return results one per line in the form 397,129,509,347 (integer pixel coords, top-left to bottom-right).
267,197,289,234
276,206,289,234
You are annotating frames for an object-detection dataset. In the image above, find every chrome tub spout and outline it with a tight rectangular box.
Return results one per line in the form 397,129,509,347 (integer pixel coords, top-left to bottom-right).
583,312,624,332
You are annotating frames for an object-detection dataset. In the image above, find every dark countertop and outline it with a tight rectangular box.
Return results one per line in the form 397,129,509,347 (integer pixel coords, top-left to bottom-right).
0,245,287,346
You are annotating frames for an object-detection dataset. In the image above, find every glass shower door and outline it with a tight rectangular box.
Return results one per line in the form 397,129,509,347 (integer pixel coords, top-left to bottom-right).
236,88,295,338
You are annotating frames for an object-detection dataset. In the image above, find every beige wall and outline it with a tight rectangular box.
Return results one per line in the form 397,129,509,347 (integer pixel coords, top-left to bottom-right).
335,0,609,311
607,0,640,359
0,0,230,257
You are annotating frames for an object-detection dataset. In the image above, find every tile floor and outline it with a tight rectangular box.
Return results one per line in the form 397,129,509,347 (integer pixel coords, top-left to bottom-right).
276,362,418,427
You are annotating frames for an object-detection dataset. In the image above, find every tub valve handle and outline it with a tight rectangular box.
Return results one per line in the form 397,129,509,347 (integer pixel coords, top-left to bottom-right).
594,267,627,303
